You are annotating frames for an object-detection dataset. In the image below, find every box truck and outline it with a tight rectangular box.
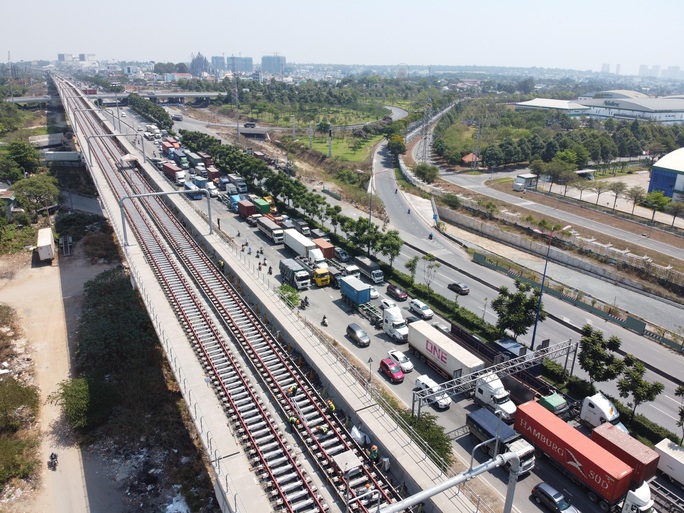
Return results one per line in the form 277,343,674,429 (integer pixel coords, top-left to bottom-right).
283,229,325,265
408,320,484,380
279,259,311,290
354,256,384,284
162,162,185,186
654,438,684,487
36,228,55,262
515,401,654,513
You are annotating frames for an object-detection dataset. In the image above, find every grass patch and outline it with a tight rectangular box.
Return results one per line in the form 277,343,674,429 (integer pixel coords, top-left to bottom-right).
308,134,384,162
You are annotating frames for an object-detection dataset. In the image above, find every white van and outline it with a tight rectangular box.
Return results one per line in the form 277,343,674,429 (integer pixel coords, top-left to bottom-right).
415,374,451,410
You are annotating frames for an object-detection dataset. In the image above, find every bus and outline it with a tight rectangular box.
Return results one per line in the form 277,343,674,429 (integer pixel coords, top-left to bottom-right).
257,217,284,244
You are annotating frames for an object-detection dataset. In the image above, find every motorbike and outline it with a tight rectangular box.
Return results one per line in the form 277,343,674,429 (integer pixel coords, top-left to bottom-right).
48,452,58,471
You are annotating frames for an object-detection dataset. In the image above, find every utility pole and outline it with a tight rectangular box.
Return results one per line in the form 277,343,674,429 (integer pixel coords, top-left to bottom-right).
308,123,313,149
328,129,333,158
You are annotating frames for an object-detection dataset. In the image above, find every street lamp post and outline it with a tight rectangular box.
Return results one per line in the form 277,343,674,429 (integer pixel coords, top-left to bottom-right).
530,225,571,350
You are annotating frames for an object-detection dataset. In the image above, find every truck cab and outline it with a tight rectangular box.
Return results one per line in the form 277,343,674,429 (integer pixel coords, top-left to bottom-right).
383,306,408,342
580,392,627,432
474,373,517,422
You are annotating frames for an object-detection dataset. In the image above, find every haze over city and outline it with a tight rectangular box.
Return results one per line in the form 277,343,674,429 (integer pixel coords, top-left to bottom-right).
4,0,683,76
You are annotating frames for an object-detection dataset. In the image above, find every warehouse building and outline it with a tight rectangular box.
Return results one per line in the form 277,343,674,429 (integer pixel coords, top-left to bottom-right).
650,147,684,200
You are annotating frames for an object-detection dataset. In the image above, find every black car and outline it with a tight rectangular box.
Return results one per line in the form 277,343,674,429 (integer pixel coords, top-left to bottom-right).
447,282,470,295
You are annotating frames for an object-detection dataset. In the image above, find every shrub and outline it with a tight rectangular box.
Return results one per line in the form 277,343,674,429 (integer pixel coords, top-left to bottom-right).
542,360,568,384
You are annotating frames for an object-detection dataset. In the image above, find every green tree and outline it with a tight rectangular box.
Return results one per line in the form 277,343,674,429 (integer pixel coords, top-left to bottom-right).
48,378,90,429
666,201,684,228
578,325,624,387
676,385,684,445
590,181,611,206
625,186,646,215
608,181,627,211
386,134,406,158
617,354,664,423
11,174,60,217
414,163,439,183
421,254,441,295
378,230,403,266
491,280,542,340
6,141,41,175
404,256,419,285
399,410,453,467
643,190,671,222
277,284,300,308
0,153,23,184
325,204,342,233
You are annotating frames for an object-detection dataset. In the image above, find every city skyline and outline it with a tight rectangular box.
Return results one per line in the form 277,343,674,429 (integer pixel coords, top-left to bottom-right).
4,0,683,76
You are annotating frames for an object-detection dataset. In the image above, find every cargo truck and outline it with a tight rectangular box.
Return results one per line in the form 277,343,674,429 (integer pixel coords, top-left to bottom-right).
173,150,189,170
339,276,372,306
184,182,203,200
294,257,331,287
217,177,231,191
162,162,186,186
263,196,278,215
257,217,284,244
161,141,174,156
312,238,334,260
279,259,310,290
227,174,248,193
591,423,659,487
654,439,684,487
283,229,326,266
36,228,55,262
252,198,271,215
292,219,311,236
474,373,517,422
515,401,654,513
237,200,257,218
192,176,218,197
408,320,485,380
466,407,535,474
206,166,220,182
354,256,384,284
197,151,213,167
186,151,203,168
580,392,627,432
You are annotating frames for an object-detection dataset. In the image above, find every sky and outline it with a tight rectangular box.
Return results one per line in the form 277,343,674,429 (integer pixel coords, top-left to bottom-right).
4,0,684,77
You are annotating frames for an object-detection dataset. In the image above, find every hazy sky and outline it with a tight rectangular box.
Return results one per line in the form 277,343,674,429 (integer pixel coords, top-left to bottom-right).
5,0,683,76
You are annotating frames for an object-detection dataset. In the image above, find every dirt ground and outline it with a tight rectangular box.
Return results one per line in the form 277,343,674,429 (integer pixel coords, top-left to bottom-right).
0,248,120,513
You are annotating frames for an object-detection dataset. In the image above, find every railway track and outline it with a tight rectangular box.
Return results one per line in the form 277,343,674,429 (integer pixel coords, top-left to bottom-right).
56,76,407,512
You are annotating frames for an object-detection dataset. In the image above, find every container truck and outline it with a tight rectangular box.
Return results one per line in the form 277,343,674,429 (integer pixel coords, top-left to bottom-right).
294,257,331,287
197,151,213,167
279,259,310,290
237,200,257,218
515,401,654,513
354,256,384,284
591,423,659,487
173,150,189,170
217,177,231,191
184,182,203,200
206,166,220,182
292,219,311,237
252,198,271,215
466,407,535,474
383,307,408,342
580,392,627,432
36,228,55,262
263,196,278,215
227,174,248,193
162,162,186,186
312,238,334,260
654,439,684,487
192,176,218,197
474,373,517,422
257,217,284,244
339,276,372,306
186,151,203,168
283,229,325,265
408,320,485,380
161,141,174,156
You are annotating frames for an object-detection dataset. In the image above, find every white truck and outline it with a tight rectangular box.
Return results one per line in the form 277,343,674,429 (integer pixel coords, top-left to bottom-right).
383,306,408,342
36,228,55,262
654,438,684,486
473,373,517,423
580,392,627,432
279,259,310,290
408,320,484,380
283,229,326,267
354,256,384,284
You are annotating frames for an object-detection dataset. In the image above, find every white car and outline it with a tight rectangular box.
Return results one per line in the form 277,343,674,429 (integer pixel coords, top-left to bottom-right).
409,299,434,320
380,298,397,310
369,287,379,299
388,350,413,373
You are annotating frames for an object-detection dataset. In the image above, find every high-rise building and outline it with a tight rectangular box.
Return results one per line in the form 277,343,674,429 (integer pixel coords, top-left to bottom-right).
261,55,286,76
601,63,610,73
615,64,621,76
211,56,225,71
639,64,649,77
228,56,253,74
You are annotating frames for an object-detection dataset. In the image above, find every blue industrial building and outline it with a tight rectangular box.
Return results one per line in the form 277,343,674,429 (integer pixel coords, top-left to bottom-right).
650,147,684,201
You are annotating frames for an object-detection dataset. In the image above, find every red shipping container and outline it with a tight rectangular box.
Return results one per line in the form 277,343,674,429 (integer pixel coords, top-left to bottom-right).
312,238,334,260
592,423,659,487
516,401,632,505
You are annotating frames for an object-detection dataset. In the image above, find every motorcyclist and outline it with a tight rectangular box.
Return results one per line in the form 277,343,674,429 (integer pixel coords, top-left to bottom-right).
322,315,328,326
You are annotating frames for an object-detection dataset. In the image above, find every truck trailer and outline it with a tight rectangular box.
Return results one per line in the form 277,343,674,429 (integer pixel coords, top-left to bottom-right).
466,407,535,474
312,238,334,260
283,229,325,265
408,320,484,380
237,200,257,218
339,276,372,306
279,259,311,290
591,423,659,487
654,438,684,487
515,401,653,513
354,256,384,284
36,228,55,262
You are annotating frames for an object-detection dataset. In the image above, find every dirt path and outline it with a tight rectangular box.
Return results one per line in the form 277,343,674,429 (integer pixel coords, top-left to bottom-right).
0,250,118,513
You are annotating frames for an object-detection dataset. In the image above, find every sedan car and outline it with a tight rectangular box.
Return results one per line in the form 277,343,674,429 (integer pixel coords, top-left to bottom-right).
409,299,434,320
448,282,470,295
379,358,404,383
369,287,379,299
386,283,408,301
531,482,579,513
246,214,263,226
388,350,414,373
380,298,397,310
